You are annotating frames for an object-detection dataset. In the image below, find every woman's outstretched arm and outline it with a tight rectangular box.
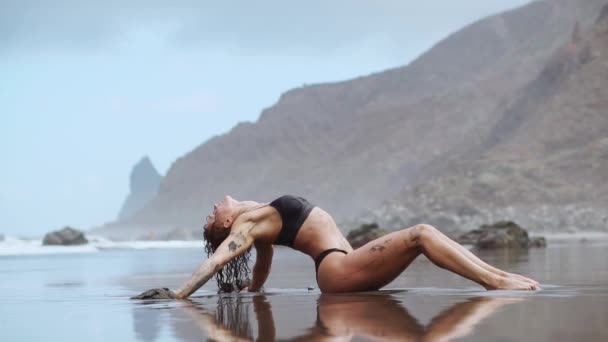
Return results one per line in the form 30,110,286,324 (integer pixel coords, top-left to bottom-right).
175,228,255,299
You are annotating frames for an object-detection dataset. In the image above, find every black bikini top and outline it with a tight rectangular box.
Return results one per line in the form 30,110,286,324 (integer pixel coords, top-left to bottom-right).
269,195,315,247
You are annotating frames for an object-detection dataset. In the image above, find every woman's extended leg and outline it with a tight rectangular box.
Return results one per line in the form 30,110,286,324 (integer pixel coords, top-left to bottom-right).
318,224,538,293
434,232,540,287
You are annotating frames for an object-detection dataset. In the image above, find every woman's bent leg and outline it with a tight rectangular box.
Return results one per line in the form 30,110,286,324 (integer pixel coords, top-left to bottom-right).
317,228,422,292
319,224,537,293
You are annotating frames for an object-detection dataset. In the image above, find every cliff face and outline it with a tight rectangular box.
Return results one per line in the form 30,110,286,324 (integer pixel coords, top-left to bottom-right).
362,5,608,234
101,0,608,238
117,156,163,221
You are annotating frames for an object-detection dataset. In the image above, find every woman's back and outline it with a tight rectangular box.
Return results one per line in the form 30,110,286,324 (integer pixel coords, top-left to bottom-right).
244,195,353,259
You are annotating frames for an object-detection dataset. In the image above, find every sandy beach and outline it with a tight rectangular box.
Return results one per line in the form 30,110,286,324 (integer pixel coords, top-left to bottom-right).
1,239,607,341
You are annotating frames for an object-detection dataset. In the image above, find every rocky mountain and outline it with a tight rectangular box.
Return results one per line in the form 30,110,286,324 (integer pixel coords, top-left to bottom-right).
117,156,163,221
360,4,608,234
98,0,608,239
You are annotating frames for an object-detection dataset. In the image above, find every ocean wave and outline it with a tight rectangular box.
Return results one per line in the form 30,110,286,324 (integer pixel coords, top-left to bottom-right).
0,235,202,256
89,235,202,250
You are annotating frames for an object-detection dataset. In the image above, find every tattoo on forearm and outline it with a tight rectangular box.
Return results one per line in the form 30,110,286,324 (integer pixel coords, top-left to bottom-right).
227,232,247,253
228,241,242,252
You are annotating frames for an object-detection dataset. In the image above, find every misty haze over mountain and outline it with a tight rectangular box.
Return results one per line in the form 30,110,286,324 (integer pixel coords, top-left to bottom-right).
5,0,607,238
1,0,533,236
96,0,608,239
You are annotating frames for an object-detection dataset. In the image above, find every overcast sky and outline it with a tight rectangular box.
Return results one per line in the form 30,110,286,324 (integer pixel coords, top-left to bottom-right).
0,0,530,237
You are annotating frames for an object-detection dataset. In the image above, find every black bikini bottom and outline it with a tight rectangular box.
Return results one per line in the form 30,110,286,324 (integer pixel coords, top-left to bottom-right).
314,248,348,283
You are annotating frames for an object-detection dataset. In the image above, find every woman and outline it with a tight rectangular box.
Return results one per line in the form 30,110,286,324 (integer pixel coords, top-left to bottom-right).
141,194,539,300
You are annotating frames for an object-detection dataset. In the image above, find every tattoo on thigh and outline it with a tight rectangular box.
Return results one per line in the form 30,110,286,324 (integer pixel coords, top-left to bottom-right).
370,245,386,252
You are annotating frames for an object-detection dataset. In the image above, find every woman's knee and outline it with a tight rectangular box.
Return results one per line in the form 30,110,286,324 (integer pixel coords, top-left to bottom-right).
402,224,438,247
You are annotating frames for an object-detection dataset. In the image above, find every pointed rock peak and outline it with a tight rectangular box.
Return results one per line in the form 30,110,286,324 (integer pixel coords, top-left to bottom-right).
132,156,161,178
129,155,162,193
119,156,164,220
135,155,154,170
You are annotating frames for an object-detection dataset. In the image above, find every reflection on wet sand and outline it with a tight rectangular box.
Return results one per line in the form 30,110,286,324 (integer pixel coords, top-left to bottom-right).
132,301,162,342
138,293,523,342
179,296,274,342
303,295,522,342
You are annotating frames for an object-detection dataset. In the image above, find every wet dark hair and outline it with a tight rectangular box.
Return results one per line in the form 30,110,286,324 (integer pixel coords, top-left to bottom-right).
215,296,254,339
203,223,252,293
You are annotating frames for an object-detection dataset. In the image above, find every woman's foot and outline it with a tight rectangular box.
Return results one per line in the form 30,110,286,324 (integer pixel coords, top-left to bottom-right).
486,274,539,290
493,269,540,288
508,273,540,288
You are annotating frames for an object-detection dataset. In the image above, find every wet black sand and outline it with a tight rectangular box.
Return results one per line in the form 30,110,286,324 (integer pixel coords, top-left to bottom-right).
2,240,607,341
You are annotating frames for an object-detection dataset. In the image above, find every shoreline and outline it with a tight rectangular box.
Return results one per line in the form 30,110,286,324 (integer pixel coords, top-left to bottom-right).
538,231,608,241
2,230,607,247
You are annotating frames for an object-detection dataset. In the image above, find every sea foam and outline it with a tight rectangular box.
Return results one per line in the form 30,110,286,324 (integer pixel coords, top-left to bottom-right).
0,235,201,256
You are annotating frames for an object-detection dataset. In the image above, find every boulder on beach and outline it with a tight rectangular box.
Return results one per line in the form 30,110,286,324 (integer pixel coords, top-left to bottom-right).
457,221,546,249
347,223,389,248
42,227,88,246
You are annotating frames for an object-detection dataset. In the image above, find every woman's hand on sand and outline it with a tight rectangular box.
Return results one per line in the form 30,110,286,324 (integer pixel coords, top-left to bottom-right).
131,287,176,300
239,286,264,293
